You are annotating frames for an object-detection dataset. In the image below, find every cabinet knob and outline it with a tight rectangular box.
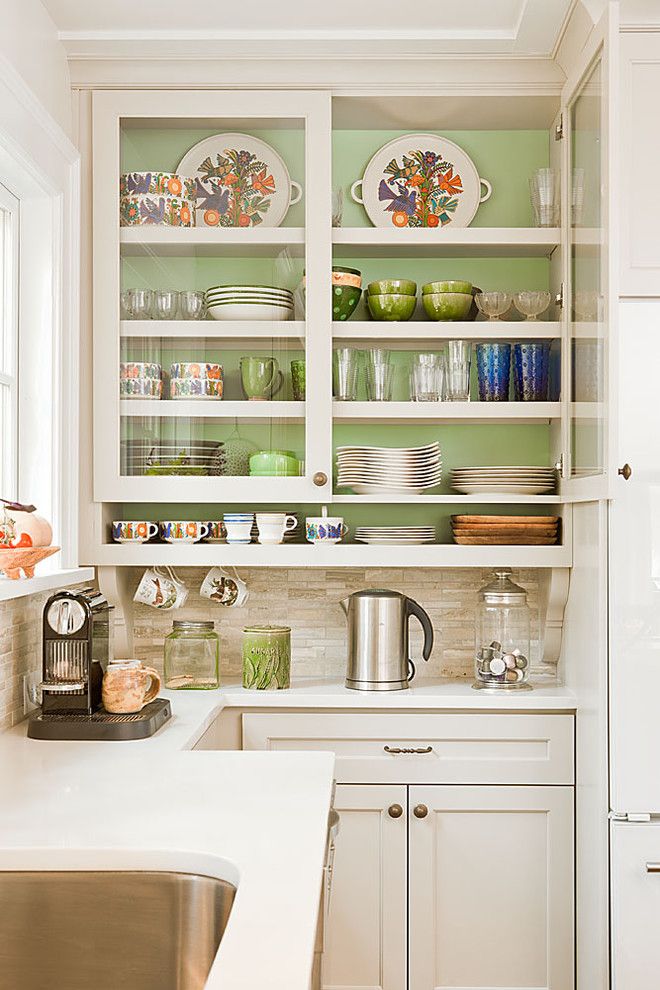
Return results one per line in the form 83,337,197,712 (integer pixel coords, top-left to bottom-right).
313,471,328,487
618,463,632,481
413,804,429,819
387,804,403,819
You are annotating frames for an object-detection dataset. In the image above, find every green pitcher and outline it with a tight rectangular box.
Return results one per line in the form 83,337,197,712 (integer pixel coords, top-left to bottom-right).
240,356,283,401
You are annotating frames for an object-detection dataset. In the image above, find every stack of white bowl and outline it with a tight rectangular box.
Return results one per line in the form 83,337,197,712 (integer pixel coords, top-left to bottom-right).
336,441,442,496
450,465,556,495
205,284,293,322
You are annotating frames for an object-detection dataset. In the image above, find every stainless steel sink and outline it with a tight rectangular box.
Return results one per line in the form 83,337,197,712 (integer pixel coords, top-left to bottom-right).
0,870,236,990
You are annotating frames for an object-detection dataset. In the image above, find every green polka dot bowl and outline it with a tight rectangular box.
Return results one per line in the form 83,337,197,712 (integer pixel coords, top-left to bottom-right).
367,292,416,322
332,284,361,321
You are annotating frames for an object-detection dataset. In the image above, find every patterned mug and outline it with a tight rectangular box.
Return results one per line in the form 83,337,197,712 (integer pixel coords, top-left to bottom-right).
305,517,349,544
160,521,211,543
112,520,158,543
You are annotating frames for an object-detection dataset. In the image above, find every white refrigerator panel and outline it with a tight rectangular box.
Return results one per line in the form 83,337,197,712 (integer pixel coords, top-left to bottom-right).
610,300,660,813
611,821,660,988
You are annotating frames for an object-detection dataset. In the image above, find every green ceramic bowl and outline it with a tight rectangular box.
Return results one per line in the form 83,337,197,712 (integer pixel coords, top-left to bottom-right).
367,293,417,322
249,450,299,475
332,284,361,321
367,279,417,296
422,292,473,321
422,280,472,295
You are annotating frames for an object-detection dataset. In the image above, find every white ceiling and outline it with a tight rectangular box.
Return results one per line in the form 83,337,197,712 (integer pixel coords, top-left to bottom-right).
43,0,576,56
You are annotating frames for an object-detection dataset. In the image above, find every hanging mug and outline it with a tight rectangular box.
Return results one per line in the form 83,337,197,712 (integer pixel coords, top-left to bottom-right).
200,567,249,607
134,566,189,609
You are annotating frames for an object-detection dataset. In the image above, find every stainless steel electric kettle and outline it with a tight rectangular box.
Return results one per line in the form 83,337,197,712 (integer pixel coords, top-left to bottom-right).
340,589,434,691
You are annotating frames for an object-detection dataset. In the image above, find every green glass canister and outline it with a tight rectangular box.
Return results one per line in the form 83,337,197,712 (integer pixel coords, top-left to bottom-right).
242,625,291,690
164,620,220,690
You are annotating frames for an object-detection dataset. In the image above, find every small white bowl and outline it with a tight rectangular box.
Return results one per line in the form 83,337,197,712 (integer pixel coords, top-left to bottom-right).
207,302,293,322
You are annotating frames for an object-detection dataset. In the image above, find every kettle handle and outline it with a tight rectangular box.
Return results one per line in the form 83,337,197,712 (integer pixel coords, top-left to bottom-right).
407,658,416,682
406,597,434,674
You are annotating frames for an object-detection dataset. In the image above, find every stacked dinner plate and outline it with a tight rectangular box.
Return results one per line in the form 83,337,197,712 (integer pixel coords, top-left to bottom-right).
450,465,556,496
355,526,436,545
336,441,442,496
205,284,293,322
121,440,225,477
451,514,559,545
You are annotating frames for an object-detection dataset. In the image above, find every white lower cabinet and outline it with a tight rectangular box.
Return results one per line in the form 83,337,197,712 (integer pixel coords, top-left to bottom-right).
242,713,575,990
408,785,574,990
323,784,407,990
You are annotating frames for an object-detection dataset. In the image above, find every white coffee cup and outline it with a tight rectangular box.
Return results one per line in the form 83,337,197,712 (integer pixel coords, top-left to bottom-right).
200,567,249,607
223,520,253,544
256,512,297,545
134,566,189,609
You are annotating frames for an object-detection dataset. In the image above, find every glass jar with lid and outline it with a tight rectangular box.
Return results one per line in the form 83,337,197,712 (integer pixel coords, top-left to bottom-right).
474,569,532,691
242,625,291,690
164,620,220,690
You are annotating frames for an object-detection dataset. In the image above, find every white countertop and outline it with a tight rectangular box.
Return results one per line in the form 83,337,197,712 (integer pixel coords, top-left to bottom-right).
0,676,576,989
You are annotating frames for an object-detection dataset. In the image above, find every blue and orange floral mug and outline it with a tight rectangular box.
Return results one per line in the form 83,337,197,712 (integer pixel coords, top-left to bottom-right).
160,521,211,544
305,516,349,544
112,520,158,543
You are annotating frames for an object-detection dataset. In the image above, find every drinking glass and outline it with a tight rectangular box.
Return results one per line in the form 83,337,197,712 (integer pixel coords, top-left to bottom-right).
513,290,551,321
476,342,511,401
332,188,344,227
124,288,154,320
513,342,550,401
529,168,559,227
475,292,512,321
179,290,206,320
366,363,394,401
333,347,360,401
153,289,179,320
445,340,472,401
365,347,391,367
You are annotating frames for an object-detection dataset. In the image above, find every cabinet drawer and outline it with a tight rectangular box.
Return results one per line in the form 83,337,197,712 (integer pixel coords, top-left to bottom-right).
242,712,574,785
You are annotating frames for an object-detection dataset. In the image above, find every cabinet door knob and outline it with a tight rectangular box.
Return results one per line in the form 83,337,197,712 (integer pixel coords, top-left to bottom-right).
313,471,328,487
413,804,428,819
618,463,632,481
387,804,403,819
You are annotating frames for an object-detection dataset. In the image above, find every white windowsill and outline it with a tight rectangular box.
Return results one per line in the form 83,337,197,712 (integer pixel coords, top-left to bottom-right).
0,567,95,604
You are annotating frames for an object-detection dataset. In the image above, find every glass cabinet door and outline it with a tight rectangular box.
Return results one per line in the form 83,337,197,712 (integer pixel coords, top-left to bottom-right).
93,90,332,503
561,9,614,501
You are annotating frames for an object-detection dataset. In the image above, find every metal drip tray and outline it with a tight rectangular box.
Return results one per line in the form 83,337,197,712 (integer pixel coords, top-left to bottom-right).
0,870,236,990
27,698,171,740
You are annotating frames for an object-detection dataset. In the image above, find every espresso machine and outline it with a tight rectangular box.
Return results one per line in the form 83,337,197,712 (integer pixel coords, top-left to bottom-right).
28,589,170,740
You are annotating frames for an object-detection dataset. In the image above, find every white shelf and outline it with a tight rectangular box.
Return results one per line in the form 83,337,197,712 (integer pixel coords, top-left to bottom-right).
334,320,560,345
88,543,571,569
120,226,305,257
333,227,560,259
121,320,305,345
332,493,562,504
120,399,305,419
332,401,560,424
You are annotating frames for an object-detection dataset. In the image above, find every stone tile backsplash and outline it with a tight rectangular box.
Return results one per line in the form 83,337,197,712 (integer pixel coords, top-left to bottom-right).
130,567,549,682
0,568,552,730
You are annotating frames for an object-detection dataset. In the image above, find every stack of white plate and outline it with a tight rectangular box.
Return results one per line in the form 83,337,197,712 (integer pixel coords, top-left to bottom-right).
355,526,436,545
450,466,556,495
336,442,442,496
205,284,293,322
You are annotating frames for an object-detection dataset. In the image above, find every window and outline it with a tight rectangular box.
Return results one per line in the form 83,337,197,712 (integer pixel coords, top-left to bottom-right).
0,182,18,500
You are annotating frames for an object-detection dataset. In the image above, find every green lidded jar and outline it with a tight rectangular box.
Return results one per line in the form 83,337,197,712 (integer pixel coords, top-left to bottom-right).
164,620,220,690
242,625,291,690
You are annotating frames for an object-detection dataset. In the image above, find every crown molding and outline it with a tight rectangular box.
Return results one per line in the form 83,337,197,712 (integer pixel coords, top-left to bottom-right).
0,55,77,165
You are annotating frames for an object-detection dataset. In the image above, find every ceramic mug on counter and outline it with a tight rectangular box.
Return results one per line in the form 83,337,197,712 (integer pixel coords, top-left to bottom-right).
305,516,349,544
160,521,211,543
133,567,189,609
200,567,249,607
112,520,159,544
256,512,297,546
102,659,161,714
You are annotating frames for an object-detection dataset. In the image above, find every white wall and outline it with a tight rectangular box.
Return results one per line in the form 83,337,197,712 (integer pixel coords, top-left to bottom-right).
0,0,71,136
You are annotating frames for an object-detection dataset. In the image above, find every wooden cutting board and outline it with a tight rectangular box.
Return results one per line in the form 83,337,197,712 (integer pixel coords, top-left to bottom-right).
452,527,558,536
453,535,558,545
451,516,559,526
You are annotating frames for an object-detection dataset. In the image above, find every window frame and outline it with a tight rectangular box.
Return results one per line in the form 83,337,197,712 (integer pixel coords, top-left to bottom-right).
0,181,19,502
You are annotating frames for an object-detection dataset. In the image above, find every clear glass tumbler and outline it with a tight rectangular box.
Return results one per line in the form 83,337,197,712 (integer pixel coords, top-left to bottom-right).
445,340,472,401
366,363,394,401
333,347,361,400
124,288,154,320
179,290,206,320
153,289,180,320
410,353,445,401
529,168,559,227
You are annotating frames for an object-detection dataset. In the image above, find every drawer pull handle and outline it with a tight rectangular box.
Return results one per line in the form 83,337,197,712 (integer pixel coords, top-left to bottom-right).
388,804,404,819
646,863,660,873
413,804,429,819
384,745,433,755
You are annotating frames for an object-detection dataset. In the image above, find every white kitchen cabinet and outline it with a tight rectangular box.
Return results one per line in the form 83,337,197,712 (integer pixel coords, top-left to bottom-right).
322,784,407,990
409,785,574,990
619,34,660,295
611,820,660,988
